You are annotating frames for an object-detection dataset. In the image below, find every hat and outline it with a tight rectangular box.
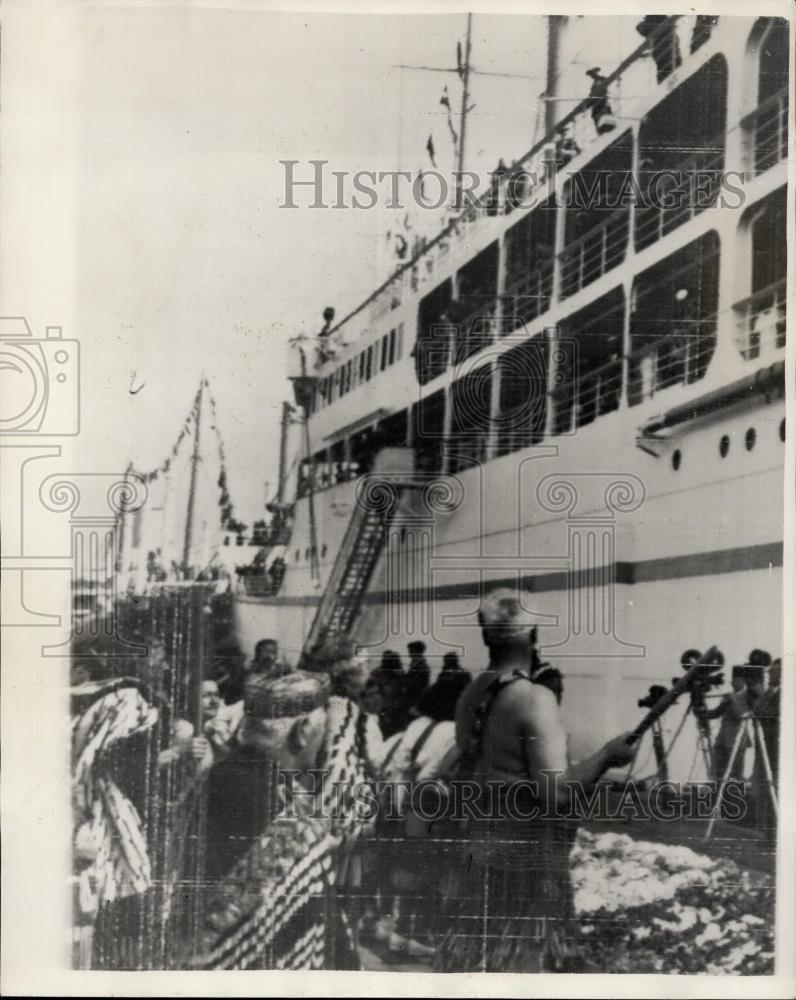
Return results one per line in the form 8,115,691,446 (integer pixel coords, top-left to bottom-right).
244,670,330,720
748,648,771,667
586,67,603,78
479,589,537,631
407,641,426,655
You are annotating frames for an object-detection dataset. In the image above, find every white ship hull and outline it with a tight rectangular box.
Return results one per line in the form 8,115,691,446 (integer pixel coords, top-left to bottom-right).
235,14,788,784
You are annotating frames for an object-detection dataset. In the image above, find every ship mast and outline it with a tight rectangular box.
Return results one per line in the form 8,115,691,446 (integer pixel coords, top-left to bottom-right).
543,15,564,134
456,12,473,206
182,379,203,578
276,401,293,506
395,12,540,208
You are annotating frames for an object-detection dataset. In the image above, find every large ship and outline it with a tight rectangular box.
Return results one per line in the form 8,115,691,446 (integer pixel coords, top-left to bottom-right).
234,14,789,781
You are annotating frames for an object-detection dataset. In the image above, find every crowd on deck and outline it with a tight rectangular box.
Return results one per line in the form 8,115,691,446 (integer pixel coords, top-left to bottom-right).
70,590,781,972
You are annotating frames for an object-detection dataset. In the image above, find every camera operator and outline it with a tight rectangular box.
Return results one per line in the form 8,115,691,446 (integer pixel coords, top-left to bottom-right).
746,652,779,844
706,666,752,783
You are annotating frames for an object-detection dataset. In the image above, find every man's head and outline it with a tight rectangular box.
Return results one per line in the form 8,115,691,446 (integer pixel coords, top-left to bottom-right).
252,638,279,674
70,652,108,686
731,665,746,693
360,678,382,715
201,679,221,722
380,650,403,673
238,670,330,772
741,665,766,701
330,655,370,701
407,641,426,661
768,658,781,690
442,651,461,673
478,589,537,654
136,638,169,694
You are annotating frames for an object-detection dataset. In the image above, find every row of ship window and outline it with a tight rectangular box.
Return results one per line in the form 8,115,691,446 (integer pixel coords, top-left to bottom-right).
308,325,404,414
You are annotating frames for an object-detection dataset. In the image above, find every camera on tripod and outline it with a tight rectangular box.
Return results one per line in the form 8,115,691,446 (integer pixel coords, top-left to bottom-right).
673,648,725,736
638,684,668,710
671,648,725,702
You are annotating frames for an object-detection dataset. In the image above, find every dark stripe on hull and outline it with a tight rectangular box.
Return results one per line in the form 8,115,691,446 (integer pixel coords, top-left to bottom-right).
236,541,783,607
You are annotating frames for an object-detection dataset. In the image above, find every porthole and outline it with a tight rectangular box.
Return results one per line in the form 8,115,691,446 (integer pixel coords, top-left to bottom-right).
780,418,786,442
745,427,756,451
672,449,682,471
719,434,730,458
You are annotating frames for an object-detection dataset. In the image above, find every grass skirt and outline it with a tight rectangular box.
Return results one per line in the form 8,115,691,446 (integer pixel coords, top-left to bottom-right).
433,816,583,973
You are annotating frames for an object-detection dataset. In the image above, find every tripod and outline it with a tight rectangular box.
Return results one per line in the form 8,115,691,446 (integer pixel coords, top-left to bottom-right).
659,700,713,781
704,712,778,841
627,700,713,784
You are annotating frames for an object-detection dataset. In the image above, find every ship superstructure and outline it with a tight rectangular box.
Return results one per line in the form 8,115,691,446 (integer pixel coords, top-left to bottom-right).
236,14,789,778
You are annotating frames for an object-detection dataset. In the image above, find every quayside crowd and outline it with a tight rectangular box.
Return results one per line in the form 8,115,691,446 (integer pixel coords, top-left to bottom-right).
71,589,781,972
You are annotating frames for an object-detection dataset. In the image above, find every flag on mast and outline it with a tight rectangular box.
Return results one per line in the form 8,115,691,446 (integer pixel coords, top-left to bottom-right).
440,86,459,151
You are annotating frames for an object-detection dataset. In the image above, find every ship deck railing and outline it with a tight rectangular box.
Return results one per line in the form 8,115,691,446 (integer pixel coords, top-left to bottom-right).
559,207,630,299
626,327,716,406
319,17,722,352
549,355,624,433
732,279,787,361
501,262,555,332
548,324,719,429
741,87,789,175
634,140,725,250
453,296,499,362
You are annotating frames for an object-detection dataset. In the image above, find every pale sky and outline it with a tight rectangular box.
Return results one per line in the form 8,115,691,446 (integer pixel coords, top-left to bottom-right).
8,2,558,524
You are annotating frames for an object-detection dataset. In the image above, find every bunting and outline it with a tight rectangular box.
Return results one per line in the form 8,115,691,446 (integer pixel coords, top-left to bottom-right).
130,378,245,536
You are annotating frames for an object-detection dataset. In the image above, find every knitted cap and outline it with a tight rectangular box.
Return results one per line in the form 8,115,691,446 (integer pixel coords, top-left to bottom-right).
479,589,537,630
244,669,330,720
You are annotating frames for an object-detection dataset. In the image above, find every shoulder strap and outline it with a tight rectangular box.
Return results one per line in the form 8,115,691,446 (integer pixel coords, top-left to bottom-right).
381,733,403,773
409,720,438,772
456,669,532,779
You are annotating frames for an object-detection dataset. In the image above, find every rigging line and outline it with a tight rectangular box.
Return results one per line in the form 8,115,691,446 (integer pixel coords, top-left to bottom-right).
395,64,540,80
131,382,202,481
325,16,687,340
